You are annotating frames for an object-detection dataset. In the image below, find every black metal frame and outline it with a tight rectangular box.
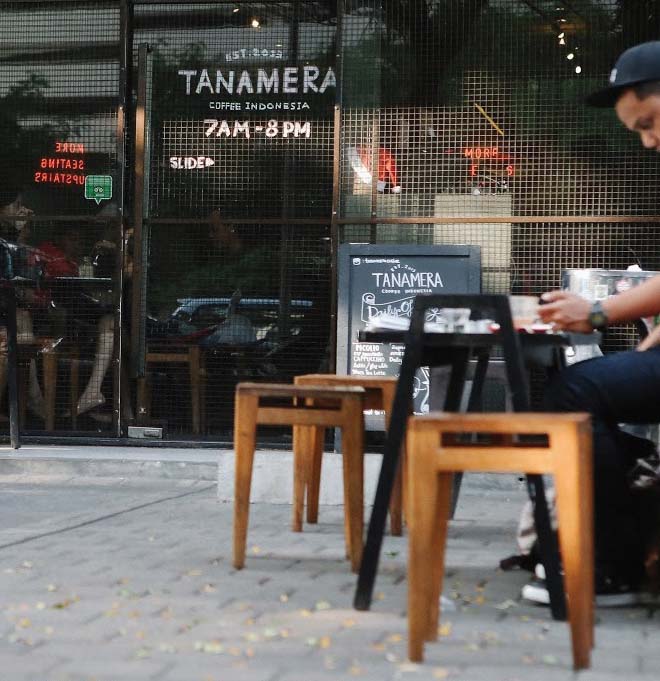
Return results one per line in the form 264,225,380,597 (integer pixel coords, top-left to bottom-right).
353,293,569,621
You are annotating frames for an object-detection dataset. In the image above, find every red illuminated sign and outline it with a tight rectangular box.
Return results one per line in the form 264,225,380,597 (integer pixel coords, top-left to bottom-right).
463,146,500,159
463,146,515,177
34,141,86,186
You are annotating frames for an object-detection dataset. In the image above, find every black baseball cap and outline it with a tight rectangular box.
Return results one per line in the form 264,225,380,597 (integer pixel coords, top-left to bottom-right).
587,41,660,107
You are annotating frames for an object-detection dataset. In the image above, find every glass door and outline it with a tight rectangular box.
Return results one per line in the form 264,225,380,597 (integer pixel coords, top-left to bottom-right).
132,1,336,441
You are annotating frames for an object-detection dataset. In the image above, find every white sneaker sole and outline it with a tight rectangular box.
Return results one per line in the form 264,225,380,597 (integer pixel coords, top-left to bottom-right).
521,582,550,605
522,582,647,607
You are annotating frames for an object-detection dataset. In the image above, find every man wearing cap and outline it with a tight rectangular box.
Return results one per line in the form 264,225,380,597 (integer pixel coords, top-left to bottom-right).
526,41,660,606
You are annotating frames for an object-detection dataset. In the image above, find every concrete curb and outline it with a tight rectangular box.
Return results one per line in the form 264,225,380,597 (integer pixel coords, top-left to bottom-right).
0,445,526,503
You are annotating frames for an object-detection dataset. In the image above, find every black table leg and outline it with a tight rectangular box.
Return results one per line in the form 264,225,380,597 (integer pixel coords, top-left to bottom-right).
450,350,490,517
353,337,421,611
498,319,566,621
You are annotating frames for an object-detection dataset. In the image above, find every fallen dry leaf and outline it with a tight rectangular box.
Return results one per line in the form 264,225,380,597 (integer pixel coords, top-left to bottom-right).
52,599,74,610
495,599,518,610
438,623,452,637
397,662,420,673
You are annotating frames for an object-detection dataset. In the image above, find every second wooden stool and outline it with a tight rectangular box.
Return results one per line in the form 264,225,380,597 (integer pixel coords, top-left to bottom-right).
294,374,403,535
233,382,366,572
406,412,593,670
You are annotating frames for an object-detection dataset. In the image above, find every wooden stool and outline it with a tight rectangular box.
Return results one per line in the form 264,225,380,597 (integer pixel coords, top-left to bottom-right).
233,382,366,572
17,339,58,431
137,344,205,434
294,374,404,536
407,412,593,670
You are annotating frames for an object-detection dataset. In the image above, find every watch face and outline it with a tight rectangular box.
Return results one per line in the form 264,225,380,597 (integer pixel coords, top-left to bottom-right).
589,303,607,329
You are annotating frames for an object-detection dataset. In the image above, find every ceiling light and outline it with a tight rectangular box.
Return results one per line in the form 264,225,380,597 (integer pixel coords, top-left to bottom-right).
575,66,582,74
251,18,260,28
567,53,574,60
233,6,239,12
559,38,566,45
558,32,565,38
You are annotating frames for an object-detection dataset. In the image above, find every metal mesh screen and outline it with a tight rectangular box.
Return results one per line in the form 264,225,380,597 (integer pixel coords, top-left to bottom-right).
339,0,660,355
0,0,121,435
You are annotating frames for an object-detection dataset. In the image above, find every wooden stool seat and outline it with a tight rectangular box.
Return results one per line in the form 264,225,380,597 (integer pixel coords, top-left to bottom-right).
294,374,403,535
233,381,366,572
407,412,594,670
138,344,205,434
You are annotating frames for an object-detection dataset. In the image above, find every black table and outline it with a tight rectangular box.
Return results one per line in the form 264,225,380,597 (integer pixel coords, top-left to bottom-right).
353,314,600,620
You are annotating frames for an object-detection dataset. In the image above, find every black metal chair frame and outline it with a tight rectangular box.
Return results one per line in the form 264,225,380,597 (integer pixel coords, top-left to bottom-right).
353,293,568,621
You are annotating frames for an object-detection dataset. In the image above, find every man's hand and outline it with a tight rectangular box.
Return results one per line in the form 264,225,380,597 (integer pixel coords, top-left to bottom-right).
637,324,660,351
538,290,593,332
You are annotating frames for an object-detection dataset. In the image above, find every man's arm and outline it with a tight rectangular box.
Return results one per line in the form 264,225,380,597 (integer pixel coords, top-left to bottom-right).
539,273,660,331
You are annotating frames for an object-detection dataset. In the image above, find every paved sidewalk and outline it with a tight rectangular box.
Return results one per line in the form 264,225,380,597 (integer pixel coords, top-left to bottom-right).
0,473,658,681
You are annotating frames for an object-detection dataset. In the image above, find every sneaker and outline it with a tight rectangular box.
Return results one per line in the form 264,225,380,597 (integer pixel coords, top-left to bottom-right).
521,564,643,607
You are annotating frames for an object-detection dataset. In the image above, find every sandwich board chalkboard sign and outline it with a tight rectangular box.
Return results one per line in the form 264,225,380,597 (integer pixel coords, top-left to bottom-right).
337,243,481,425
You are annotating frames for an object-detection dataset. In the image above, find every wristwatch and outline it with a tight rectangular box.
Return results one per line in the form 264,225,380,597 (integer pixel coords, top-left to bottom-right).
588,300,609,330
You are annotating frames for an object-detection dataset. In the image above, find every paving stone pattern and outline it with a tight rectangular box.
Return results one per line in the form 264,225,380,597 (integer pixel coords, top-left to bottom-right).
0,474,659,681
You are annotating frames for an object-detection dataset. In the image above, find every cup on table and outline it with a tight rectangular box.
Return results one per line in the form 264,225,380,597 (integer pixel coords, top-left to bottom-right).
441,307,471,332
509,295,540,329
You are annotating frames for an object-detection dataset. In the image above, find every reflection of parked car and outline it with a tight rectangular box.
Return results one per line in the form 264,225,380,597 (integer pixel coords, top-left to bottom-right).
170,297,314,344
164,297,325,429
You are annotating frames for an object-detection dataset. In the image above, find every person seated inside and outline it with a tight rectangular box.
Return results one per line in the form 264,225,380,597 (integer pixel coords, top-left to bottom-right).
36,225,115,419
208,209,243,255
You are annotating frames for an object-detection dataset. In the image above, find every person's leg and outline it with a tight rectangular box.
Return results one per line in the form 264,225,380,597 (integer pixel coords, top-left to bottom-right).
545,348,660,584
77,314,114,415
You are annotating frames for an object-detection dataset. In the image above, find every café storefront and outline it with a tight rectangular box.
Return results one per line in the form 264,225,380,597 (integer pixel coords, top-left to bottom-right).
1,0,659,445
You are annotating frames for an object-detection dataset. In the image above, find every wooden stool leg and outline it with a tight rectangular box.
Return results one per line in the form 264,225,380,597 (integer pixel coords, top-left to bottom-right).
389,456,404,536
341,400,364,573
199,360,207,434
42,352,57,432
553,424,592,670
578,421,595,650
292,425,310,532
425,471,453,641
232,392,259,569
189,346,201,435
305,426,324,524
18,364,27,427
408,431,444,663
70,358,80,430
136,376,149,425
383,384,405,536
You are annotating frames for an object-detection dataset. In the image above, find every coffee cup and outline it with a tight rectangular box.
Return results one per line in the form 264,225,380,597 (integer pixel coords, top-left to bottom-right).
509,295,539,329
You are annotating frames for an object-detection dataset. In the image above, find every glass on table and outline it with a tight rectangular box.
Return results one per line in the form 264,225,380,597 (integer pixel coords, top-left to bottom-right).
425,307,471,332
509,295,540,330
